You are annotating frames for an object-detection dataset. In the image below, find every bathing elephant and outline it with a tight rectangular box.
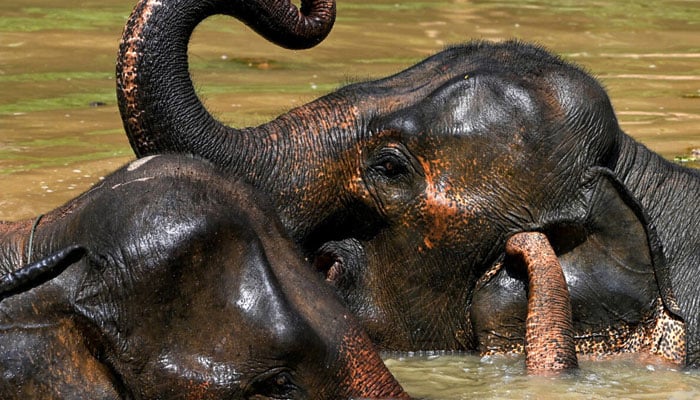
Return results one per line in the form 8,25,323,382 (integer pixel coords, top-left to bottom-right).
0,155,408,399
116,0,699,366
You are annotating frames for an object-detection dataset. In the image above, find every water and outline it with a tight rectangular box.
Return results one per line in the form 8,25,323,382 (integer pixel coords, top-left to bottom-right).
1,0,699,397
387,352,700,399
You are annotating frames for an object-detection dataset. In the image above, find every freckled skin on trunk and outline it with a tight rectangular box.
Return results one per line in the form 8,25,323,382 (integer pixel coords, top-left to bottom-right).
506,232,578,373
337,326,411,399
118,0,336,158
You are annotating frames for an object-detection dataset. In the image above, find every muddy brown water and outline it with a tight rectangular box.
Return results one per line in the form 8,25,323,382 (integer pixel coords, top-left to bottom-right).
1,0,699,397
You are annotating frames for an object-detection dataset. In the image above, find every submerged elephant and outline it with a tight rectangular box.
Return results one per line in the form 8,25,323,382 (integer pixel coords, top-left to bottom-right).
0,155,408,399
116,0,699,366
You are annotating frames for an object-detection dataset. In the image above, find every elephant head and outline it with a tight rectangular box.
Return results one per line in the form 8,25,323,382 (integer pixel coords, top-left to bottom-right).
0,155,408,399
117,0,698,366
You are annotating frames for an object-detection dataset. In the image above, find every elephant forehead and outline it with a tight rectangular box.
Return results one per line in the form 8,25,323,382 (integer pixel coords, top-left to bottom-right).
420,75,542,139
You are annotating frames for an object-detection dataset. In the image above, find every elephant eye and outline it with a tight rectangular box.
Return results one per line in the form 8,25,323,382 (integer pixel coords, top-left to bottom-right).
246,368,302,399
370,147,411,181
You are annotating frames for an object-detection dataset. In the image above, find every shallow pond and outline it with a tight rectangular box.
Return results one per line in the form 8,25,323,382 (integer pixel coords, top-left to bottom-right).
387,352,700,399
1,0,699,397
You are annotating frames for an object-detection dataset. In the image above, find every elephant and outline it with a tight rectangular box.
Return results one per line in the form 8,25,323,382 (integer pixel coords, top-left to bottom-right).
115,0,699,367
0,155,409,399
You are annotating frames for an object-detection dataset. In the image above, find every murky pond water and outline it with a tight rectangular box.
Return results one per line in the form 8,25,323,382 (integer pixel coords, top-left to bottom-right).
1,0,699,397
387,352,700,399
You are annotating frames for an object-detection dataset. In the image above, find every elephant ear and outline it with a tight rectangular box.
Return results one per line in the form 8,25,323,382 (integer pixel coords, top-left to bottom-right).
543,167,681,331
470,167,682,355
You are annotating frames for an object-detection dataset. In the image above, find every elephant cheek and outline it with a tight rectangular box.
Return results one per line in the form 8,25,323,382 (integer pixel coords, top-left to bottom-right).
413,167,484,252
334,326,409,399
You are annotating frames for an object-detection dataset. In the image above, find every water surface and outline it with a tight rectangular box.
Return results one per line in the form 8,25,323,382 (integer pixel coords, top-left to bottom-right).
388,352,700,399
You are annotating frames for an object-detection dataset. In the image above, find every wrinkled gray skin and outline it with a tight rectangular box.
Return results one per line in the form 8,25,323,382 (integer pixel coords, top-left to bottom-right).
117,0,700,366
0,155,408,399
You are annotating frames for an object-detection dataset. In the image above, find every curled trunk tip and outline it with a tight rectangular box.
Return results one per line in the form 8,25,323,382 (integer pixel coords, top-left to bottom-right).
253,0,337,50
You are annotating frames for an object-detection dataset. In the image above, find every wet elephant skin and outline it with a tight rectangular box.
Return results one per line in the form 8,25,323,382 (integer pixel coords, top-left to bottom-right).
0,155,408,399
117,0,699,366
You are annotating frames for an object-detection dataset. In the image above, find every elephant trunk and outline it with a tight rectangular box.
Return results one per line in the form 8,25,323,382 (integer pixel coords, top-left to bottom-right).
116,0,335,158
115,0,474,246
335,325,410,399
506,232,578,373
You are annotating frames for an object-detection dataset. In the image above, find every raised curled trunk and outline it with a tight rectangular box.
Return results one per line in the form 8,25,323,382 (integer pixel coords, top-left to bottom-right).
506,232,578,373
117,0,335,158
117,0,356,249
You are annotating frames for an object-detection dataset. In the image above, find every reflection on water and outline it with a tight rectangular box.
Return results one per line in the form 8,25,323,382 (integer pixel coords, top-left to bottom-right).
386,352,700,399
1,0,699,397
